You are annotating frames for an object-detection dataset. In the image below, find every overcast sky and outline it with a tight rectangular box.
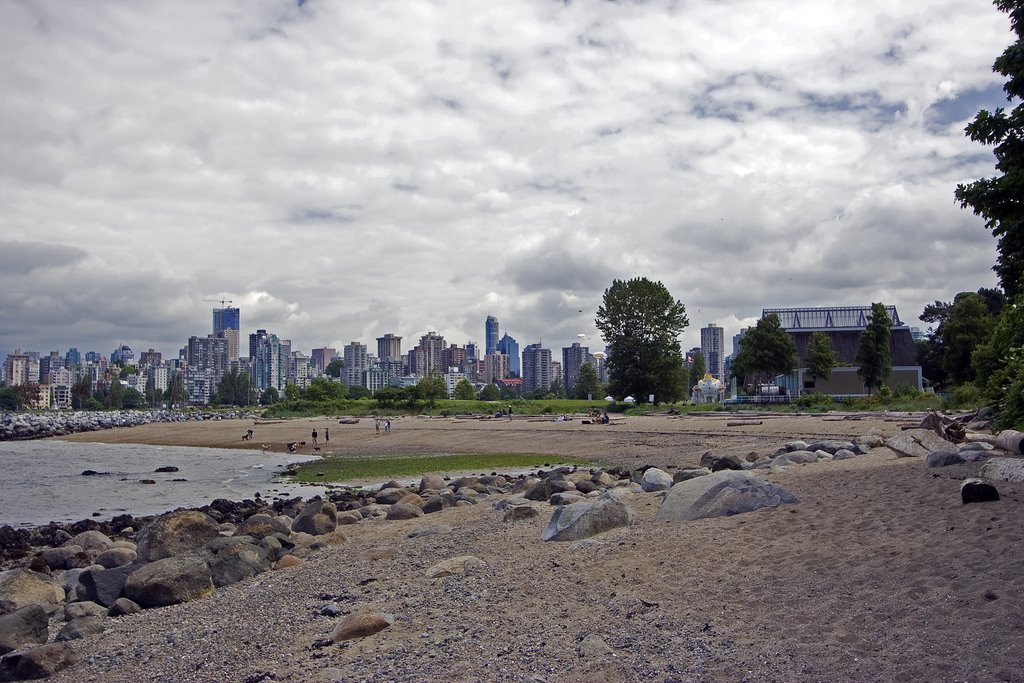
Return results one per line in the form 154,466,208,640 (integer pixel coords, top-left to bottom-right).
0,0,1012,363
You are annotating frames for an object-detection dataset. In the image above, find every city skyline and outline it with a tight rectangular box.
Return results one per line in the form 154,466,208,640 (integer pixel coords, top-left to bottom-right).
1,2,1009,362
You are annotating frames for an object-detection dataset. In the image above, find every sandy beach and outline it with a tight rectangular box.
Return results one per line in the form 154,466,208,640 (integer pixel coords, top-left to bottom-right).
35,413,1024,681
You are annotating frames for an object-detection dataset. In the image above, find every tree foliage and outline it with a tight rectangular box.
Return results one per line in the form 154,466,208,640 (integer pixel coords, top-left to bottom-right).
304,378,346,402
168,373,187,409
573,363,602,400
122,387,145,409
687,352,706,391
972,290,1024,428
71,375,92,410
806,332,838,383
452,378,476,400
216,368,251,406
941,292,996,384
325,358,343,378
856,303,893,394
259,386,279,405
955,1,1024,298
416,373,448,406
478,383,500,401
595,277,688,402
730,314,796,388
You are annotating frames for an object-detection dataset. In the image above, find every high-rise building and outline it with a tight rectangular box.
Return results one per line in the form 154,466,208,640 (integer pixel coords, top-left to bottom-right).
521,343,552,394
412,332,446,377
376,334,402,361
39,352,64,383
701,324,726,380
485,316,499,356
465,342,479,364
187,334,229,389
213,307,241,361
2,350,34,386
443,344,466,372
342,342,369,389
64,348,81,368
289,351,312,389
111,344,134,365
249,329,284,391
483,352,508,383
562,342,594,397
310,348,337,373
496,333,520,377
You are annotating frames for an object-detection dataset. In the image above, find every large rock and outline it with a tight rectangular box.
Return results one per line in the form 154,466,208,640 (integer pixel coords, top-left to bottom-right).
925,450,966,468
699,452,743,472
981,457,1024,483
655,471,799,522
418,474,447,493
374,488,412,505
0,570,64,615
386,504,424,521
68,530,114,557
207,542,269,588
39,547,88,572
331,611,394,641
123,555,215,609
640,468,673,492
94,547,137,569
55,616,106,641
135,510,220,562
235,514,290,540
0,605,49,655
291,500,337,536
540,492,634,542
425,556,487,579
63,601,105,621
77,565,135,608
0,642,77,680
885,430,957,458
961,478,1000,504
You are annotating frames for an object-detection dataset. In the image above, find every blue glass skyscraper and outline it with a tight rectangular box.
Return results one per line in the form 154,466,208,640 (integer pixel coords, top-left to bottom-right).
485,316,499,356
213,307,240,336
496,333,520,377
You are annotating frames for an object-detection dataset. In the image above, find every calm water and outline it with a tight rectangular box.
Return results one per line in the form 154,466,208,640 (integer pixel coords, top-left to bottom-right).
0,440,328,528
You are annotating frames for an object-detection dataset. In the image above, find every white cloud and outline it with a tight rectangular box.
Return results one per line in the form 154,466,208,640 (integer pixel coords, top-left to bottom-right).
0,0,1011,359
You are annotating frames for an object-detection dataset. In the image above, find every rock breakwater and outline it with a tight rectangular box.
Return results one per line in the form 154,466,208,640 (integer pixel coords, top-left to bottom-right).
0,410,256,442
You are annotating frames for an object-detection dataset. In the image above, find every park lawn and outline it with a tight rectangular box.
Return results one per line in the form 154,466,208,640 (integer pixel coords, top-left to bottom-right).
285,452,593,484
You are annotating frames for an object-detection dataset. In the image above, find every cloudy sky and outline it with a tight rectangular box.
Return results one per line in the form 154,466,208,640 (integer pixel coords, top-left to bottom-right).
0,0,1013,363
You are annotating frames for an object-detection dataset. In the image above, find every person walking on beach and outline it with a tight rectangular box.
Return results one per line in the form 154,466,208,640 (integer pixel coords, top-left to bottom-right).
324,427,329,443
312,428,318,446
508,405,513,422
384,418,391,434
375,418,381,435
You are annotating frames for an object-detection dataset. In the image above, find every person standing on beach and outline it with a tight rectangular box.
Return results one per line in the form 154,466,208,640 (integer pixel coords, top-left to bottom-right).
375,418,380,435
324,427,329,443
385,418,391,434
312,428,318,446
508,405,513,422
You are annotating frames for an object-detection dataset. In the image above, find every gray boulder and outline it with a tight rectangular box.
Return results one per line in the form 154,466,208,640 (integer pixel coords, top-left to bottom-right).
386,504,424,521
0,605,49,655
107,597,142,618
0,642,77,680
833,449,857,461
419,474,447,493
63,601,105,621
0,569,64,614
235,514,290,540
699,452,743,472
540,492,634,542
123,555,215,609
786,450,818,464
68,530,114,558
655,471,799,522
885,430,957,458
77,565,136,608
640,468,673,492
136,510,220,561
39,546,89,571
925,450,966,468
291,500,337,536
673,468,711,483
207,542,270,588
55,616,106,641
374,488,412,505
95,547,137,569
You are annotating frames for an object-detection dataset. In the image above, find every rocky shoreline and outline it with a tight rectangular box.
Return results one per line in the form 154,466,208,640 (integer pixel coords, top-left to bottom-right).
0,410,257,442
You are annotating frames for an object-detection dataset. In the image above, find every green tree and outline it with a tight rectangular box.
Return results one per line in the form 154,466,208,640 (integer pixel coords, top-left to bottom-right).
731,314,797,389
168,373,187,410
122,387,145,409
687,352,706,391
941,292,996,384
325,359,343,378
856,303,893,394
216,368,251,406
373,385,405,408
972,290,1024,428
12,384,41,410
595,277,689,402
548,375,566,399
955,0,1024,298
479,383,500,401
107,380,125,409
71,375,92,409
283,383,301,401
259,386,280,405
0,386,17,411
452,378,476,400
806,332,838,384
304,378,346,402
416,373,448,407
574,363,602,400
347,385,371,400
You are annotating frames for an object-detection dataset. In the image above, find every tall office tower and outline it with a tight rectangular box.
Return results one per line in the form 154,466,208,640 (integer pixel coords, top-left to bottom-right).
701,324,726,380
483,352,508,383
213,307,241,361
376,334,402,361
733,329,748,357
561,342,593,397
521,343,552,394
138,349,162,369
485,316,499,355
496,332,520,377
64,348,81,368
342,342,368,389
111,344,134,365
465,342,479,365
415,332,446,376
310,347,337,373
2,350,33,386
39,352,64,383
249,329,283,391
289,351,312,389
443,344,466,372
187,335,229,386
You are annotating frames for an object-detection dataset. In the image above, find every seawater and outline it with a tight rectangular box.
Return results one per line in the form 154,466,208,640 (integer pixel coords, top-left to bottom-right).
0,440,328,528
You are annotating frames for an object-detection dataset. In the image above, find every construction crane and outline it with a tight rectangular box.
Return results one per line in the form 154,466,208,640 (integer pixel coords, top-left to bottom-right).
202,298,234,307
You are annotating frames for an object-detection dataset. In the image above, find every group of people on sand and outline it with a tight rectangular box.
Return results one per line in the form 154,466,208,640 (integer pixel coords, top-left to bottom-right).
374,417,392,435
556,411,610,424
